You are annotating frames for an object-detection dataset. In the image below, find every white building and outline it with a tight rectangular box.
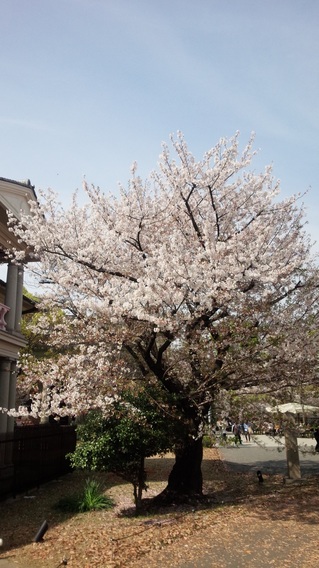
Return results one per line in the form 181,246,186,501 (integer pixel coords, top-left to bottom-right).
0,177,38,477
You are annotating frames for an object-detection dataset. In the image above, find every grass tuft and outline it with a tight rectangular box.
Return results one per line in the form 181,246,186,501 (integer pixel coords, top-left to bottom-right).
54,478,114,513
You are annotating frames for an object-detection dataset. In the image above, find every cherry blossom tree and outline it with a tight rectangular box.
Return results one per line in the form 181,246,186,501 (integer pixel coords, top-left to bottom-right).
9,132,319,501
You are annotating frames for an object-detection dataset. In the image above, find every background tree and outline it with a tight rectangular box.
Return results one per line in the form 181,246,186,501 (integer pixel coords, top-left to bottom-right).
10,132,319,502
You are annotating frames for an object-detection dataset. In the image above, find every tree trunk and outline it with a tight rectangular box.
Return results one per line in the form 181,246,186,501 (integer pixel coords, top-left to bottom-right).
133,456,146,514
155,436,203,504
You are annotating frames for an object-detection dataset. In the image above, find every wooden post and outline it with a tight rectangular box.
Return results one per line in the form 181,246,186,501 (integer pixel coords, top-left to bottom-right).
285,427,301,480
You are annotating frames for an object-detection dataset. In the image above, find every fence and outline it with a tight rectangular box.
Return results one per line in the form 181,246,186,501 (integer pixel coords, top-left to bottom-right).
0,423,76,499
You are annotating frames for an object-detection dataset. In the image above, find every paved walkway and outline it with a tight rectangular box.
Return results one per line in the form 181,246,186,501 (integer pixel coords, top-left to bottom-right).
219,434,319,476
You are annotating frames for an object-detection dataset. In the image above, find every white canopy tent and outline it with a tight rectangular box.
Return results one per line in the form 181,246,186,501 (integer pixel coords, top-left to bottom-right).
267,403,319,416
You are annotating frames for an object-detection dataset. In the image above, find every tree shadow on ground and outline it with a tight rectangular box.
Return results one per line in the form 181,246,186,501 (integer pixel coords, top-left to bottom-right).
144,455,175,481
1,451,319,563
206,463,319,527
111,453,319,525
0,469,122,554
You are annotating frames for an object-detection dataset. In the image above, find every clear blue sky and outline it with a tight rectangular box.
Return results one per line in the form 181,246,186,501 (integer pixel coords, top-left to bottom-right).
1,0,318,246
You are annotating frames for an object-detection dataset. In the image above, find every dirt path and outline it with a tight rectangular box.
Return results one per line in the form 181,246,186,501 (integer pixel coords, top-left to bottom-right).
130,512,319,568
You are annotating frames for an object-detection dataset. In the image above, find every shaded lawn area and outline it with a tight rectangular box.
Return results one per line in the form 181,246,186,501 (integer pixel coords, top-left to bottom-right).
0,449,319,567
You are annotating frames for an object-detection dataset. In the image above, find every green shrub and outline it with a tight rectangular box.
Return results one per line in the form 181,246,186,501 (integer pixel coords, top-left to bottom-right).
202,435,214,448
227,435,238,446
69,387,185,512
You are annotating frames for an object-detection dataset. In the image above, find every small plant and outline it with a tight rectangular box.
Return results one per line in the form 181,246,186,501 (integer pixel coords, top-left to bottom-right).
79,479,113,512
228,435,239,446
54,479,114,513
202,435,214,448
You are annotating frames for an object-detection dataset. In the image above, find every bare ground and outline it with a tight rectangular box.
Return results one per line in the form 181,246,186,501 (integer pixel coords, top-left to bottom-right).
0,449,319,568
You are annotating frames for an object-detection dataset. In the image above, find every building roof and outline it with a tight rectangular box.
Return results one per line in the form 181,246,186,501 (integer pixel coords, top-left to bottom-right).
0,177,38,262
0,176,36,190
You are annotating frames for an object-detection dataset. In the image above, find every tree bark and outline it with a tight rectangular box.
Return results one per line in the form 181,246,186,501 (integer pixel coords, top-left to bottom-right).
133,456,147,514
155,436,203,503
